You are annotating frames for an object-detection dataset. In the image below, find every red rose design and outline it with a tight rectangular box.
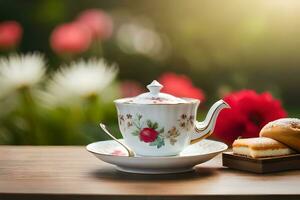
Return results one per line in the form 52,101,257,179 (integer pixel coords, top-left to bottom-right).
139,128,159,143
0,21,22,49
214,90,287,145
159,72,205,102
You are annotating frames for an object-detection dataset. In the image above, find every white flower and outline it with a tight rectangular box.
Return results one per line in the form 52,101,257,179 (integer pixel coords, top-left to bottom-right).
0,53,46,94
44,58,118,105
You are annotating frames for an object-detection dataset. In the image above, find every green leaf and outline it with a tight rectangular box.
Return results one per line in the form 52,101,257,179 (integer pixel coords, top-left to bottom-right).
131,130,140,136
157,139,165,148
149,135,166,148
149,140,158,146
156,136,162,142
147,120,153,128
133,122,140,129
152,122,158,130
159,128,164,133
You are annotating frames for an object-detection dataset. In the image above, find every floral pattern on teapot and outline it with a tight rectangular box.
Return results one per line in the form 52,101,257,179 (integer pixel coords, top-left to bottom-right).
178,114,195,131
118,113,194,148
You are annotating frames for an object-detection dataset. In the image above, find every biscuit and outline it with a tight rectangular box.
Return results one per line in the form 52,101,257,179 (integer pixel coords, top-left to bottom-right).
233,137,294,158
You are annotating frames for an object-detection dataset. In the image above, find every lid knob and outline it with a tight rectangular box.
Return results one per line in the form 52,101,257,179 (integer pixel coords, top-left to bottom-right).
147,80,163,96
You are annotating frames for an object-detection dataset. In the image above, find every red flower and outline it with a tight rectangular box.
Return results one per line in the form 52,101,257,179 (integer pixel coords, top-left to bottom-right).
76,9,113,40
158,72,205,101
50,22,92,55
0,21,22,49
119,80,145,97
214,90,287,145
139,128,159,143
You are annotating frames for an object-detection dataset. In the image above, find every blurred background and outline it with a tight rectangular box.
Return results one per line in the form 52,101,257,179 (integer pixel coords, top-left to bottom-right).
0,0,299,145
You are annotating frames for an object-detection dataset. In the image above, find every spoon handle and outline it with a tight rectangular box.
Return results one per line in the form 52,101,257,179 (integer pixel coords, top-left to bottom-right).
99,123,135,157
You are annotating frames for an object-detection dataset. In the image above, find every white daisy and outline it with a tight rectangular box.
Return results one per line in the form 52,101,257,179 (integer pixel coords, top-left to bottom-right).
44,58,118,105
0,53,46,94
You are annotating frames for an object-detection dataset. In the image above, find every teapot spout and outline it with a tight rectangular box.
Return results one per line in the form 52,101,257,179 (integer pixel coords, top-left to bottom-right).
195,100,230,136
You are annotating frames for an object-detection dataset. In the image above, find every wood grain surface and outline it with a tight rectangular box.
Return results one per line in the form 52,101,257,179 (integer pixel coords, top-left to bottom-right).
0,146,300,200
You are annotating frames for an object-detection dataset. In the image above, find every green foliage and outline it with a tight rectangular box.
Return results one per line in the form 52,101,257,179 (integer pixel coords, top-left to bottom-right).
0,85,119,145
158,128,164,134
149,136,165,149
131,129,140,136
147,120,159,130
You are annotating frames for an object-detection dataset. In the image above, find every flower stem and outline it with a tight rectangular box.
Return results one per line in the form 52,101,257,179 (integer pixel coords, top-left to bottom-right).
19,87,39,144
84,94,101,122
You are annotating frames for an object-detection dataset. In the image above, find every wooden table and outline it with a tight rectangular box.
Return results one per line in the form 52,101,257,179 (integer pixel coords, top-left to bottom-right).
0,146,300,200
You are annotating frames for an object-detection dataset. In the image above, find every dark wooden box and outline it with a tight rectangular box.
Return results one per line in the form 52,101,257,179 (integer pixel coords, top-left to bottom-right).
222,152,300,173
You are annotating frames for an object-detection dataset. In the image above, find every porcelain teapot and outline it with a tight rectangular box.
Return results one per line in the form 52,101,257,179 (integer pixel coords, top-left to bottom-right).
114,80,230,156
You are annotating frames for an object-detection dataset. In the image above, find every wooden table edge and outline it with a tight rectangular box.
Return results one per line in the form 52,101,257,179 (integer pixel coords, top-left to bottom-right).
1,193,300,200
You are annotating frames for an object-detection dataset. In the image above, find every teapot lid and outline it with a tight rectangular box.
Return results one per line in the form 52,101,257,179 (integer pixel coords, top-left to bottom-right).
116,80,188,104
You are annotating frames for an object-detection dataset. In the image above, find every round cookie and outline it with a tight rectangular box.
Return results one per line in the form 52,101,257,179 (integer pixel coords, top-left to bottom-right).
260,118,300,152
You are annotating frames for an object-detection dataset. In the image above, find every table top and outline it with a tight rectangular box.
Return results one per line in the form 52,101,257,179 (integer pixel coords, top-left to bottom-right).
0,146,300,200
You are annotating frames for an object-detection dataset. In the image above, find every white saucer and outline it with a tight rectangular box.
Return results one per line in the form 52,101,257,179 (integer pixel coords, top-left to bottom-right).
86,139,227,174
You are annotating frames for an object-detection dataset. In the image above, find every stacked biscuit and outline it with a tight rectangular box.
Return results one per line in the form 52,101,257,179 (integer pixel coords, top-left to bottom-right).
233,118,300,158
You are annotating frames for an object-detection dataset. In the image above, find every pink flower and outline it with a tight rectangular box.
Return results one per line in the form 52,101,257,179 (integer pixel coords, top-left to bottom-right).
77,9,113,40
111,149,127,156
0,21,22,49
214,90,287,145
159,72,205,101
139,128,159,143
50,22,92,55
119,80,145,97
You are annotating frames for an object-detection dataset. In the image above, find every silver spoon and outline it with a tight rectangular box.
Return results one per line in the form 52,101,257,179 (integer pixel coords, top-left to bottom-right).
99,123,135,157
